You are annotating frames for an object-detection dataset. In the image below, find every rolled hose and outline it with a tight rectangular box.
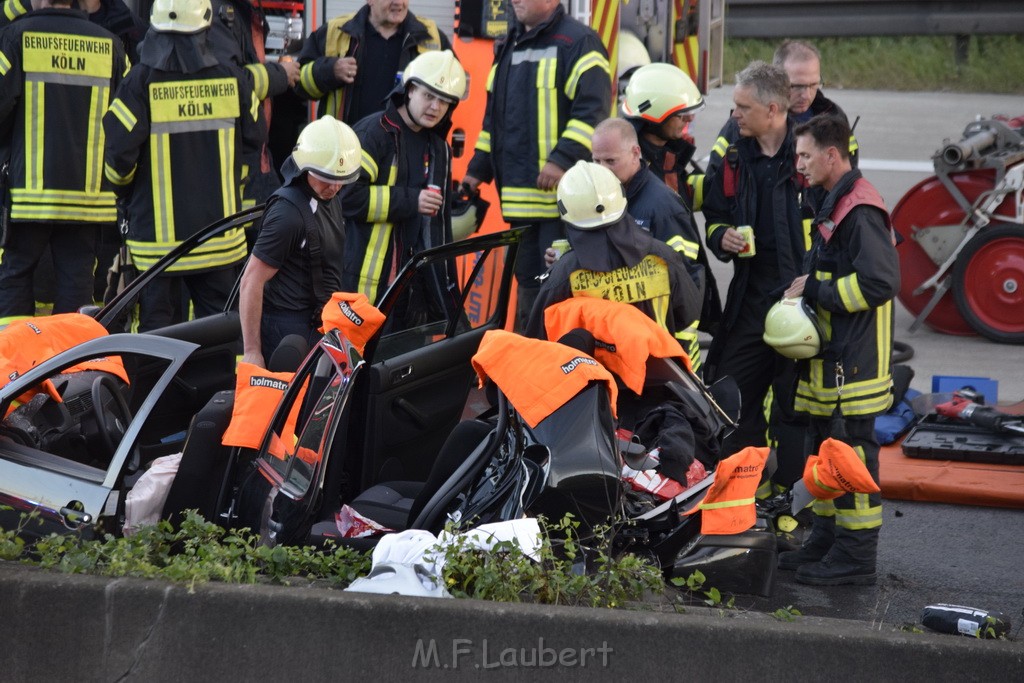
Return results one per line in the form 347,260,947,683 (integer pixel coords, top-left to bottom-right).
893,339,914,365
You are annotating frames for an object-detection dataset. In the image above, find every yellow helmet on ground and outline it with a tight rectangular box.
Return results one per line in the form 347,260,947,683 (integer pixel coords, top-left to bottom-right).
150,0,212,34
621,63,705,123
763,297,824,359
402,50,468,102
292,116,361,183
556,161,627,230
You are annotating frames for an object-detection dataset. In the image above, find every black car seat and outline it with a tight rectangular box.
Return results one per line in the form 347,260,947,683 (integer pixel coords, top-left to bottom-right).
309,418,496,544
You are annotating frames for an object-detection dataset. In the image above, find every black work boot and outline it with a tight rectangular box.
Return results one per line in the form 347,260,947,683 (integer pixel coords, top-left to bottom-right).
794,526,878,586
778,514,834,570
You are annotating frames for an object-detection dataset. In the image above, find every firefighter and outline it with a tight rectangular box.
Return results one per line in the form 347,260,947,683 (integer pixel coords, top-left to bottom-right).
707,40,857,182
340,49,466,305
701,61,807,464
621,63,706,211
525,161,702,345
103,0,262,332
0,0,128,323
0,0,145,61
295,0,452,126
775,114,899,586
464,0,611,332
586,118,706,372
240,116,361,367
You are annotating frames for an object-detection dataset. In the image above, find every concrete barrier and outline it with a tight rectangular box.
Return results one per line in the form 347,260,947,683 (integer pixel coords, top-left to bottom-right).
1,564,1021,681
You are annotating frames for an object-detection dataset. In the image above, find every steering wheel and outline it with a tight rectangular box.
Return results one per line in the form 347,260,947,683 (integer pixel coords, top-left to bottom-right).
90,374,132,457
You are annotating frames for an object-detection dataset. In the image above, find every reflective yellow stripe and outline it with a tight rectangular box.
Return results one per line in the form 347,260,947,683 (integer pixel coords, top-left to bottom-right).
564,50,610,99
877,300,892,377
85,85,106,195
838,273,868,311
674,321,701,372
4,0,26,22
485,65,496,92
299,62,322,98
811,462,844,496
707,222,729,242
10,204,117,222
562,118,595,150
499,186,558,219
701,496,754,510
812,499,836,516
25,81,43,190
244,63,269,100
109,98,136,132
688,174,705,212
835,505,883,530
537,56,557,171
11,188,116,204
502,203,561,220
151,131,173,243
711,135,728,159
248,90,259,122
475,130,491,154
358,222,392,301
218,128,235,217
360,150,379,180
367,186,390,222
104,161,134,186
849,134,859,156
803,217,813,251
666,234,700,261
0,51,11,76
128,227,246,272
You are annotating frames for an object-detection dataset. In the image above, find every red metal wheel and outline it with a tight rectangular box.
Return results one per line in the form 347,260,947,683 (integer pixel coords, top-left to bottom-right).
952,224,1024,344
891,170,1016,336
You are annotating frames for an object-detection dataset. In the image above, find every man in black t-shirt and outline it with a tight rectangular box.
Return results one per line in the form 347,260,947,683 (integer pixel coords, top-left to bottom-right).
239,116,362,368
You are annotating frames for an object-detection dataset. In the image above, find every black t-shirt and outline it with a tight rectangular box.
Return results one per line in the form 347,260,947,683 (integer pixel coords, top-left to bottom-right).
253,184,345,313
349,22,404,125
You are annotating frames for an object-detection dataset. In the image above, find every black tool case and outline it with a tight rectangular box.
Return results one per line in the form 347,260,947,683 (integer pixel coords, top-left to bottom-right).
902,414,1024,465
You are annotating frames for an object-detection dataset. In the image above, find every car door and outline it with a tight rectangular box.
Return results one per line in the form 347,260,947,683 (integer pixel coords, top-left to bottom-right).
354,228,521,488
0,335,199,538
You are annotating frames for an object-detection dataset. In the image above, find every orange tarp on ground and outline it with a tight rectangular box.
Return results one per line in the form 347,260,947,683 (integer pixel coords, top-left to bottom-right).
880,440,1024,509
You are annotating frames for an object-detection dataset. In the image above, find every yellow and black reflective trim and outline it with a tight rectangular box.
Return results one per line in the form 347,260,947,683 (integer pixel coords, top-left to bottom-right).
687,174,705,211
710,135,729,160
564,50,610,100
835,444,882,531
500,185,558,219
299,62,323,98
85,85,107,195
849,133,859,157
837,273,869,312
666,234,700,261
674,321,701,373
0,51,11,76
24,80,44,191
485,65,496,92
701,496,755,511
475,129,491,154
812,499,836,516
876,301,892,378
802,217,813,251
3,0,28,23
128,227,246,272
366,187,391,222
104,161,134,186
108,97,137,132
706,222,730,242
217,128,235,218
536,56,557,173
562,118,594,150
360,149,379,181
244,63,269,100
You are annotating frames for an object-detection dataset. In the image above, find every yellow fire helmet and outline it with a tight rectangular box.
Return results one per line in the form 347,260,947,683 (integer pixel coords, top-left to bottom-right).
621,62,705,123
150,0,213,34
763,297,825,360
291,116,362,183
556,161,627,230
402,49,469,102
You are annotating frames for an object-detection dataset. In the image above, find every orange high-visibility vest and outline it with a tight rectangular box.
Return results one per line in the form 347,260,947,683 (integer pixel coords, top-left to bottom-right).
0,314,128,415
319,292,386,355
472,329,617,428
543,297,691,395
223,362,300,451
803,437,881,500
686,446,768,535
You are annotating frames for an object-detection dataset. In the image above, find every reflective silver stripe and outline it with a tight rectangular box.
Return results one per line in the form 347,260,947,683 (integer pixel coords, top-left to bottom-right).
24,72,109,87
151,118,235,135
511,45,558,65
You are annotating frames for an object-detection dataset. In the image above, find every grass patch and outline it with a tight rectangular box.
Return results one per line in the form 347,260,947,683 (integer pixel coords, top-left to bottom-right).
722,35,1024,93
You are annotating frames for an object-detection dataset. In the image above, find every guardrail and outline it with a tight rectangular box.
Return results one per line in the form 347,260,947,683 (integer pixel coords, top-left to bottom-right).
726,0,1024,38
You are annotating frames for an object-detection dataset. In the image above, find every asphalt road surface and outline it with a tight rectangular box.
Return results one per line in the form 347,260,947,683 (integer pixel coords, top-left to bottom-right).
689,89,1024,635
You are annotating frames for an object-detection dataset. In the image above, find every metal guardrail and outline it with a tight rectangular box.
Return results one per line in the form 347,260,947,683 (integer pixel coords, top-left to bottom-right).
726,0,1024,38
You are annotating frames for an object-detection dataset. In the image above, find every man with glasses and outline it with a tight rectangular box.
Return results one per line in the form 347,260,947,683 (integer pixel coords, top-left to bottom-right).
707,40,856,179
701,61,808,472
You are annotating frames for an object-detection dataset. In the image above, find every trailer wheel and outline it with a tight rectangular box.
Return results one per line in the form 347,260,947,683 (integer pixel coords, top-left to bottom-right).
952,224,1024,344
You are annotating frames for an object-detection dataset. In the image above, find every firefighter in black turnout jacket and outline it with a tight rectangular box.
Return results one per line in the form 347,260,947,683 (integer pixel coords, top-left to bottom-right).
773,114,899,586
525,161,702,343
240,116,362,367
103,0,262,331
0,0,128,321
341,49,467,304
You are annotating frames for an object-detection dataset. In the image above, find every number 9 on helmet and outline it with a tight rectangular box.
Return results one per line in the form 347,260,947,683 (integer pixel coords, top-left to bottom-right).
291,115,362,184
